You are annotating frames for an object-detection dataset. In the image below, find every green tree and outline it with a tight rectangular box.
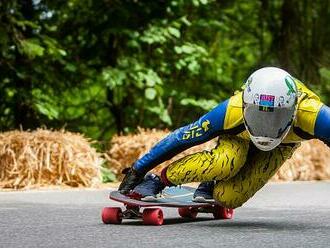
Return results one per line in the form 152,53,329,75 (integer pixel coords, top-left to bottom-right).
1,0,329,141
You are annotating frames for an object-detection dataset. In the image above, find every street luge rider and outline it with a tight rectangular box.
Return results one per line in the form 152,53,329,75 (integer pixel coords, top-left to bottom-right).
118,67,330,209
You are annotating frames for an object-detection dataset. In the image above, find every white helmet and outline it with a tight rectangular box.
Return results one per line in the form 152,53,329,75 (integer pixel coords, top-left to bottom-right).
243,67,298,151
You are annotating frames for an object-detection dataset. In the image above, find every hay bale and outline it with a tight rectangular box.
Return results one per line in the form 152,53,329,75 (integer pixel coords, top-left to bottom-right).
106,128,170,178
272,139,330,181
107,128,217,179
107,129,330,182
0,129,103,189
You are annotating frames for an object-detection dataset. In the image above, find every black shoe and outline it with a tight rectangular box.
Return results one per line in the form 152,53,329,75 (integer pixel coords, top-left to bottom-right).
193,181,215,203
132,174,165,201
118,168,145,194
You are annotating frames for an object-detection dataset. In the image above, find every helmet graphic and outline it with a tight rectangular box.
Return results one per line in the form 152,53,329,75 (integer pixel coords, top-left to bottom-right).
243,67,298,151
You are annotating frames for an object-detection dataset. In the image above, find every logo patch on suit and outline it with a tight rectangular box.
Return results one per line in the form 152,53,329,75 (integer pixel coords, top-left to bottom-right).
182,120,211,140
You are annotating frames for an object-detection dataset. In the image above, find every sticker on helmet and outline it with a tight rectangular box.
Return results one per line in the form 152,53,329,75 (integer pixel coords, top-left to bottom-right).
259,94,275,107
278,96,285,107
253,93,259,104
259,94,275,112
246,77,253,92
259,106,274,112
285,76,296,96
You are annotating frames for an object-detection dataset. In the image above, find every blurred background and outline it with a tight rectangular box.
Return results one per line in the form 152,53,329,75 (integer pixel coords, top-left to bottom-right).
1,0,330,140
1,0,330,188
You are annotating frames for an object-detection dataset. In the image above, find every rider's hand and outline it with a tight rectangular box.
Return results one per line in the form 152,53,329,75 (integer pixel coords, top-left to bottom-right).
118,167,145,194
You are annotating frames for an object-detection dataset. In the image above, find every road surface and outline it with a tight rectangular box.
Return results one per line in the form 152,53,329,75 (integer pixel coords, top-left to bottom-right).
1,182,329,248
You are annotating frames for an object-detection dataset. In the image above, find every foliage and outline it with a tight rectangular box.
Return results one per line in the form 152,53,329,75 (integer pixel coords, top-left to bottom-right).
100,167,117,183
0,0,329,143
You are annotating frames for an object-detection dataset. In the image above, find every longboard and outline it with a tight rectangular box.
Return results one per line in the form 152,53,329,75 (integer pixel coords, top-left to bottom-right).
101,186,234,225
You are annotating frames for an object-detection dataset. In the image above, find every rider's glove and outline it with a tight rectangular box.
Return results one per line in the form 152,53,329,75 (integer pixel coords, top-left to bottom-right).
118,167,145,194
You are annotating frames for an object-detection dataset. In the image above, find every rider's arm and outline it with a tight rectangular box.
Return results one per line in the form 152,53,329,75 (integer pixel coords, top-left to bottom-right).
133,99,230,173
315,104,330,146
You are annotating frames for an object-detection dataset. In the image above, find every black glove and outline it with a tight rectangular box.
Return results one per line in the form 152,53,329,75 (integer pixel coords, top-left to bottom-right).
118,167,145,194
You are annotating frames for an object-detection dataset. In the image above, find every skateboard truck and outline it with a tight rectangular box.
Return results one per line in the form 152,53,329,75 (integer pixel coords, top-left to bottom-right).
122,205,142,219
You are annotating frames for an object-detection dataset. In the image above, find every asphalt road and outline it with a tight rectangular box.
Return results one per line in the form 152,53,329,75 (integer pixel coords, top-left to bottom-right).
1,182,330,248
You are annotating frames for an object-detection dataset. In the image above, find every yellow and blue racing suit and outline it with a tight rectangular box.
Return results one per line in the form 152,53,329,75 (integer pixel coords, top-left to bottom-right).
133,80,330,208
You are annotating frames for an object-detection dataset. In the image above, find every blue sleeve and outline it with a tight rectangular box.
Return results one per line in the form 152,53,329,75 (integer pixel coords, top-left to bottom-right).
314,105,330,145
133,99,229,173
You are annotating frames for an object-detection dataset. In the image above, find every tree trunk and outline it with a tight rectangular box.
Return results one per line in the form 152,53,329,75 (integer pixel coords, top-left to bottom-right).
13,0,40,129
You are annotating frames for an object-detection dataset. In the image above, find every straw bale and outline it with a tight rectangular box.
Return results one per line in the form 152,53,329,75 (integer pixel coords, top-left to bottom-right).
107,129,330,182
107,128,217,180
0,129,103,189
272,139,330,181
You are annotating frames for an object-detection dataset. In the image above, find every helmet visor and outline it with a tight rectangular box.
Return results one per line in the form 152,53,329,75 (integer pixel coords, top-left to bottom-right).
243,104,295,139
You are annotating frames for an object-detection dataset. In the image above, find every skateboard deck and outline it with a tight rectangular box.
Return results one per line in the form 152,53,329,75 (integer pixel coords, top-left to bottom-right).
102,186,234,225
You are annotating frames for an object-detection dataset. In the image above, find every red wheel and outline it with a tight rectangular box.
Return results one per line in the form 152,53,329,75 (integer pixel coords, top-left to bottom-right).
142,208,164,226
213,206,234,219
102,207,123,224
178,207,198,219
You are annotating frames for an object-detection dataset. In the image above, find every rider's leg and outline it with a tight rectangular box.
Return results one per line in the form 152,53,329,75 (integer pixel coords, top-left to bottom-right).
134,135,249,200
162,135,250,185
213,144,297,209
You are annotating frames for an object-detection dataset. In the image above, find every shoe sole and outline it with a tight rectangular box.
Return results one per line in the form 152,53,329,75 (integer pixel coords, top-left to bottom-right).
141,195,216,203
192,196,216,203
140,194,163,202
